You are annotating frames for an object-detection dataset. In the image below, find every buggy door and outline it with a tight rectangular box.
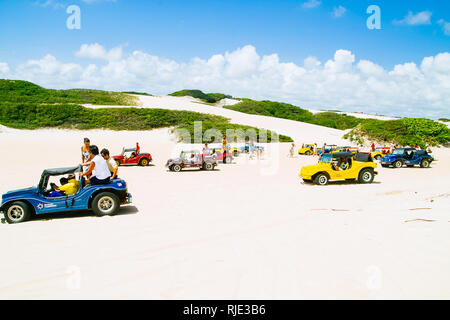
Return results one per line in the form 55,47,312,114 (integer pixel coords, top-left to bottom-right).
123,151,139,165
410,151,423,165
38,194,74,213
403,150,415,164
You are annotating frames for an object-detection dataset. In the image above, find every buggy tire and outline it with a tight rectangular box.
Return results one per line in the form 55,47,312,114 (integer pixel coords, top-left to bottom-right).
204,162,214,171
172,164,182,172
224,156,232,164
393,160,403,168
92,192,120,217
3,201,31,224
358,168,375,184
313,173,329,186
420,159,430,168
139,158,150,166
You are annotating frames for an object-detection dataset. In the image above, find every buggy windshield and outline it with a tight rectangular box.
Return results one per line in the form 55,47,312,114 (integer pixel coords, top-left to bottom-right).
320,154,333,163
392,149,405,155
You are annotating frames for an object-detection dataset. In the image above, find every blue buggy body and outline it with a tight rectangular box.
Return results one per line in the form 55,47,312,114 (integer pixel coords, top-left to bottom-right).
240,143,264,153
1,166,132,223
381,148,433,168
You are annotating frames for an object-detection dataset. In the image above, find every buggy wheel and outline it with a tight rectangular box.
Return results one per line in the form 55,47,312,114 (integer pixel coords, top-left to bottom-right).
204,162,214,171
139,158,149,166
115,160,121,166
420,159,430,168
92,192,119,217
313,173,328,186
375,155,381,160
358,168,375,184
393,160,403,168
224,156,232,164
233,151,239,157
172,164,182,172
4,201,31,224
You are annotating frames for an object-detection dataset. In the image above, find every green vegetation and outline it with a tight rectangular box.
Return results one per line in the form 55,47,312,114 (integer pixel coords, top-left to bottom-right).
224,99,450,147
0,102,291,143
170,89,232,104
122,91,152,96
1,79,446,146
0,79,139,106
0,80,290,142
439,118,449,122
344,118,450,148
223,99,361,129
178,121,292,143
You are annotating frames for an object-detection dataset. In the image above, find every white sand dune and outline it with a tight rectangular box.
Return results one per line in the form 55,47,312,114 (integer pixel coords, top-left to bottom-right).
0,99,449,299
85,95,349,145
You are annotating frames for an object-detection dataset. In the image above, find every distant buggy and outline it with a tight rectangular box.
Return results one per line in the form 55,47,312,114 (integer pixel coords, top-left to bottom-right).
381,148,433,168
166,150,218,172
113,147,152,167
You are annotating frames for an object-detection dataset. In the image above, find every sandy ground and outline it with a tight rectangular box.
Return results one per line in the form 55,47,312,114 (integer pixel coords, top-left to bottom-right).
0,102,449,299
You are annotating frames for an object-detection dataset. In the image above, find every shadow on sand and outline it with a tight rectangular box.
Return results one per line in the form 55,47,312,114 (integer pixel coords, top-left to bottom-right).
29,205,139,223
303,180,382,186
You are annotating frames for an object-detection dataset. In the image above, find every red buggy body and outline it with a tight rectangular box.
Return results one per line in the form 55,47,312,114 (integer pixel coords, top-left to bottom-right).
113,148,152,166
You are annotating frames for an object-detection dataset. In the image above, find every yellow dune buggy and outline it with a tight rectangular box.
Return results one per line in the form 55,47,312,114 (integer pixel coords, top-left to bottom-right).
298,144,317,155
300,152,378,185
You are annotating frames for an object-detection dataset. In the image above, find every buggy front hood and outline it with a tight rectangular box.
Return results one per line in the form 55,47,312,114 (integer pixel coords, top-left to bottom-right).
2,187,39,205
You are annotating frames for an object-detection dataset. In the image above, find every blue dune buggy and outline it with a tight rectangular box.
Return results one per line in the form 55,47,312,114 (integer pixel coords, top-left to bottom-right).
381,148,434,168
240,143,265,154
0,166,132,224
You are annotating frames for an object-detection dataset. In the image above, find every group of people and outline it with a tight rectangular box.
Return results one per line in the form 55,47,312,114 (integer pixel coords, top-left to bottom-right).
48,139,141,197
202,137,231,155
80,138,119,185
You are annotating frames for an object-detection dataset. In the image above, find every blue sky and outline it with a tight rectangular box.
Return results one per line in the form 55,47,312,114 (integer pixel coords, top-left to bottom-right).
1,0,449,67
0,0,449,118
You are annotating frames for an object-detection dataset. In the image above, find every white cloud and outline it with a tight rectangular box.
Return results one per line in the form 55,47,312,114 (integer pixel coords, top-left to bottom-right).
302,0,321,9
394,11,432,26
332,6,346,18
34,0,65,9
80,0,117,3
5,44,450,118
75,43,123,61
438,19,450,36
0,63,10,74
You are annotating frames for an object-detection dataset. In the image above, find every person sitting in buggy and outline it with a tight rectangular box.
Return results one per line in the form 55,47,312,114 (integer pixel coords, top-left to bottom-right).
48,174,80,197
80,145,111,185
331,156,352,171
190,153,199,164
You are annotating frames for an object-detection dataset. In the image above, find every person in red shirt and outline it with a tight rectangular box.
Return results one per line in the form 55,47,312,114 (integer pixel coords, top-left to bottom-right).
136,142,140,155
371,143,375,152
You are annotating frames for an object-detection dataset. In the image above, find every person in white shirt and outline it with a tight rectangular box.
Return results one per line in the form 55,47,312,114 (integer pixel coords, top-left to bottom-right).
80,145,111,185
190,153,198,164
101,148,119,180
